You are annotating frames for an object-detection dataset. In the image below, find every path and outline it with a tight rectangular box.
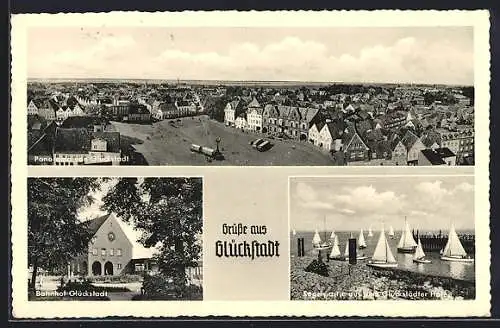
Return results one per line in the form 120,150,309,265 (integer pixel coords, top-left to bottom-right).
107,291,140,301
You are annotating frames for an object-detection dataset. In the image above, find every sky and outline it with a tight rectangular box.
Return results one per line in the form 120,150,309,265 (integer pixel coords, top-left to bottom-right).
27,26,474,85
289,176,475,232
77,178,146,244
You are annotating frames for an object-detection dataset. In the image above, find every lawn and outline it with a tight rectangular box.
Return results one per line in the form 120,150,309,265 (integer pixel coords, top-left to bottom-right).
112,116,336,166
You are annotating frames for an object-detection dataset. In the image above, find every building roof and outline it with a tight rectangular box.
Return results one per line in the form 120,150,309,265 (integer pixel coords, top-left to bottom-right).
401,130,420,151
434,147,456,158
324,121,344,139
420,149,446,165
247,97,261,108
54,128,91,154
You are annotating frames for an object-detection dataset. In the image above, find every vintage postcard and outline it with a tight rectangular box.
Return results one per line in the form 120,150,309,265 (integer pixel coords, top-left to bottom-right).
10,10,490,318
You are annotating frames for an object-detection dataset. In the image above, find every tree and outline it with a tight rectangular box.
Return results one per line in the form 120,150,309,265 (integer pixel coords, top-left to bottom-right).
27,178,102,291
101,178,203,296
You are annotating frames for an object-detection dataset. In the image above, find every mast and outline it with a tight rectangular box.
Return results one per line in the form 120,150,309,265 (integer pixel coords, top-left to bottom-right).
323,216,327,242
398,216,417,248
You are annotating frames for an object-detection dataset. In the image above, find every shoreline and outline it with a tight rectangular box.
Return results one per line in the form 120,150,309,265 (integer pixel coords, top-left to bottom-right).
290,256,475,300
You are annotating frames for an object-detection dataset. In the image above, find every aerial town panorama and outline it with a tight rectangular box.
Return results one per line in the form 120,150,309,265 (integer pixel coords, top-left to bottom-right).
27,79,474,166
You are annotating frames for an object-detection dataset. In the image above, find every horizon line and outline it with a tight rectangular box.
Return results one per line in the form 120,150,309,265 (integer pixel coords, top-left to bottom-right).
26,77,474,87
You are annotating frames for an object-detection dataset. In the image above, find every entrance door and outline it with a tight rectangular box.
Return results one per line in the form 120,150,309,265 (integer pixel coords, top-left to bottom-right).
104,261,114,276
91,261,102,276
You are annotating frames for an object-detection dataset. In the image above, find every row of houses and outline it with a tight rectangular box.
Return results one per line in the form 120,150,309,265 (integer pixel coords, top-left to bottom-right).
223,96,474,166
28,98,86,121
224,98,322,141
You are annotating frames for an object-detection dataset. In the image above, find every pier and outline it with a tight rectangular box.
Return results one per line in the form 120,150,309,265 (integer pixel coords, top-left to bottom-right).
412,230,475,253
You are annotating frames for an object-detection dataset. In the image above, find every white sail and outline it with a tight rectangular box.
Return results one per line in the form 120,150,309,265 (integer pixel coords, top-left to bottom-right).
358,229,366,247
330,240,341,258
292,229,296,236
312,229,321,245
388,226,395,236
398,218,417,248
372,227,396,263
368,226,373,237
413,238,426,259
443,224,467,257
333,235,339,247
344,241,349,257
330,230,336,239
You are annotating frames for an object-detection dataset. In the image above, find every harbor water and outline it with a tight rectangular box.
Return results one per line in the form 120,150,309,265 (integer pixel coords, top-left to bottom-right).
291,230,475,282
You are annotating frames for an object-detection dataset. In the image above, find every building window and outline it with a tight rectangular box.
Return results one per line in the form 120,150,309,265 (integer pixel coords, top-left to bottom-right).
116,248,122,256
135,263,145,272
117,263,122,269
101,248,106,256
92,248,98,256
110,248,114,256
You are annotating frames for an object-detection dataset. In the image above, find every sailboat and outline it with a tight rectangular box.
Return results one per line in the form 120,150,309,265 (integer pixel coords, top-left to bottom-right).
367,226,398,268
358,229,367,249
329,235,342,260
440,224,474,263
397,217,417,253
413,238,431,264
388,226,395,239
368,226,373,238
330,230,336,240
312,217,332,251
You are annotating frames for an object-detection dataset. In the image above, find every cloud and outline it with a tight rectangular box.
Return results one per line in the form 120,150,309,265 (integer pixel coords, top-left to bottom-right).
148,36,472,84
340,208,355,215
294,182,334,210
31,33,473,84
331,185,405,215
453,182,474,193
414,180,451,201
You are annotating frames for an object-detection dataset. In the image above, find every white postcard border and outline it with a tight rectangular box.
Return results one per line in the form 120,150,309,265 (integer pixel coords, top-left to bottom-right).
11,10,490,317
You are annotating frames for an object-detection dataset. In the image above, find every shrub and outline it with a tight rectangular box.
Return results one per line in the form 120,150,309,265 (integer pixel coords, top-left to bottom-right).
305,259,329,277
139,274,203,300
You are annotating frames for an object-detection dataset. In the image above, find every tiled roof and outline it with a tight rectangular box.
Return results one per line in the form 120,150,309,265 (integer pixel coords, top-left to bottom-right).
420,149,446,165
434,147,456,158
401,130,420,151
54,128,91,154
247,97,261,108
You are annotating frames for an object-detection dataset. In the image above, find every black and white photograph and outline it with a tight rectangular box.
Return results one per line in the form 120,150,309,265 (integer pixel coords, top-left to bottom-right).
26,26,474,166
289,175,475,300
28,177,203,301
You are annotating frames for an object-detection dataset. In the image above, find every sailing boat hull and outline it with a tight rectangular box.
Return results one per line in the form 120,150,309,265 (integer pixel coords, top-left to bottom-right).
358,245,367,249
367,262,398,268
397,246,416,253
314,245,332,251
440,255,474,263
342,255,369,261
413,258,431,264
